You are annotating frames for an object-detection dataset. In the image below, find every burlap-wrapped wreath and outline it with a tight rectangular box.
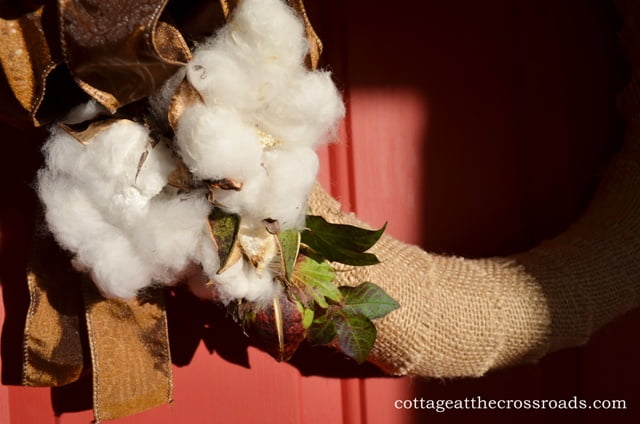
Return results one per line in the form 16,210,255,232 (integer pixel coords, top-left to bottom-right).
1,0,639,421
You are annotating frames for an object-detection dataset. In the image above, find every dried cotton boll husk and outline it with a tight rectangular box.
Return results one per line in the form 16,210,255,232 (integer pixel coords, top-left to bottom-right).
237,222,278,276
175,104,263,182
259,71,346,149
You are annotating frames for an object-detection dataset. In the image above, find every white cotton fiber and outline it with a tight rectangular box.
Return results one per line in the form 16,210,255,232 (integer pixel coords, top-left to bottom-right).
174,0,345,231
215,147,319,229
258,71,345,148
62,99,109,124
176,104,263,182
213,259,281,305
38,119,213,299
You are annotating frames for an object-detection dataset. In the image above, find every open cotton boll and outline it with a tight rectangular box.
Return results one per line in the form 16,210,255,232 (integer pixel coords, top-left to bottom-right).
186,0,307,112
37,119,214,299
226,0,308,70
215,147,318,229
40,129,86,178
187,39,291,114
77,228,154,299
258,147,319,228
175,104,263,182
187,49,260,112
132,194,213,279
213,259,280,305
38,171,155,299
258,71,346,149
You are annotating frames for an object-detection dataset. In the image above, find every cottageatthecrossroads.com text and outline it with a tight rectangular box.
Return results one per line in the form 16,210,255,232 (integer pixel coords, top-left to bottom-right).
394,395,627,413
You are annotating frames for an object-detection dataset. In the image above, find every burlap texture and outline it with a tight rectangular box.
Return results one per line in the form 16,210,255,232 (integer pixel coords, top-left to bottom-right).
309,117,640,378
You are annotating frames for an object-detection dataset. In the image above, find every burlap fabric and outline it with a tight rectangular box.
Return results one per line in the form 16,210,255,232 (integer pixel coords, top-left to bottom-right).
309,85,640,378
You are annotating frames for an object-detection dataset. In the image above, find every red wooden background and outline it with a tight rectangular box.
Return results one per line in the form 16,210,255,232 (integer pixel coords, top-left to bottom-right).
2,0,640,423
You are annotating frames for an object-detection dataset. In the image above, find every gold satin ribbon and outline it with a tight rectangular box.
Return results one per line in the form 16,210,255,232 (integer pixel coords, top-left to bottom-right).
22,231,174,421
0,7,58,126
22,235,85,387
82,281,173,422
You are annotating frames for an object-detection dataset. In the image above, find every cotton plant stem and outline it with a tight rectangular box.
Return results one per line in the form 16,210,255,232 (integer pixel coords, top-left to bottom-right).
308,130,640,377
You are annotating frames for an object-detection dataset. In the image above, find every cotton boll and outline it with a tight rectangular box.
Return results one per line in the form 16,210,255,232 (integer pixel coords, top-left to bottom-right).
37,119,214,299
37,173,107,254
40,129,86,178
213,166,267,220
187,38,289,113
134,141,175,197
229,0,308,68
214,148,318,229
78,228,153,299
175,104,263,181
187,49,257,111
76,120,149,182
133,194,212,278
259,71,345,149
193,226,222,279
260,148,319,229
212,260,249,303
213,259,280,305
186,0,308,112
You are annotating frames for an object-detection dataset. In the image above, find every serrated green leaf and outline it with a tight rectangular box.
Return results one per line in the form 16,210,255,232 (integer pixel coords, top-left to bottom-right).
278,230,300,279
207,208,241,273
302,215,386,266
308,313,337,345
334,313,376,363
339,282,400,320
290,256,341,308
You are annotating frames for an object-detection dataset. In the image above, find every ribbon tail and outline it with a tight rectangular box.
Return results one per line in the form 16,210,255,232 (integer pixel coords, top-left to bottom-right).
22,234,86,387
82,279,173,422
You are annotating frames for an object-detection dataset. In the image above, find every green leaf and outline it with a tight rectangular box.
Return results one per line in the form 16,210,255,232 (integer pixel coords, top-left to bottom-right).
290,256,341,308
206,208,241,273
304,215,386,252
302,215,386,266
302,307,314,330
308,313,337,345
303,236,380,266
339,282,400,320
334,313,376,363
277,230,300,279
294,299,315,330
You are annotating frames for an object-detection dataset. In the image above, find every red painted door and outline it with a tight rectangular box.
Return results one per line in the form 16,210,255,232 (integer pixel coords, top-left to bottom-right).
2,1,640,423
